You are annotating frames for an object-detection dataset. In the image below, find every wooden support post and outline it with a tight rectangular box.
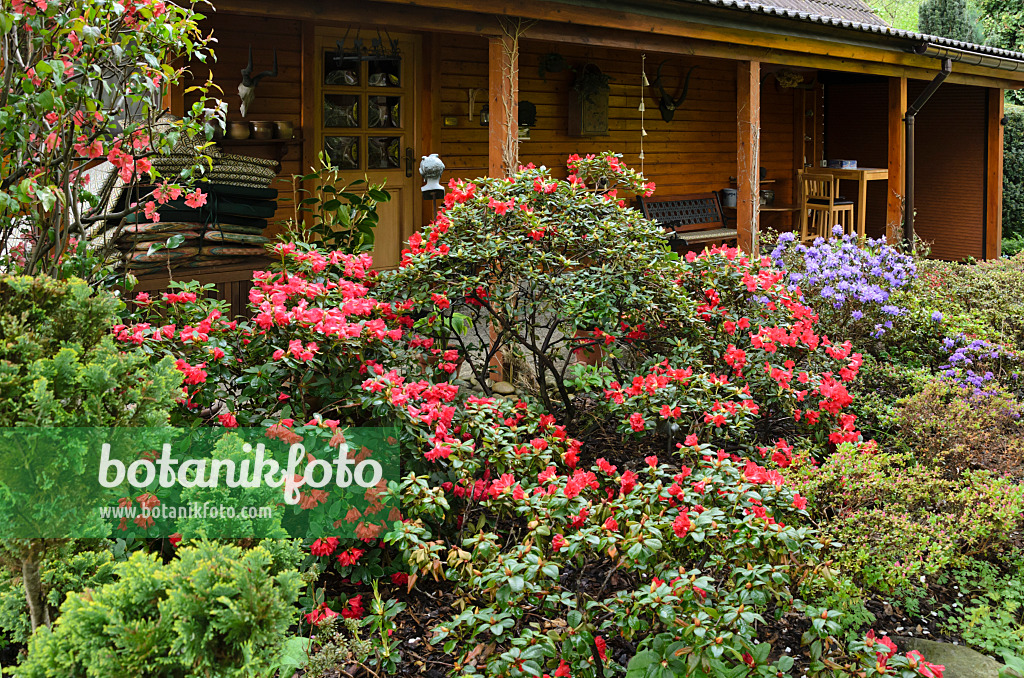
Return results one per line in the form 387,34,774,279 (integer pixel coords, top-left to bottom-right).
886,76,907,244
162,57,185,117
488,34,518,178
737,60,760,254
986,88,1004,260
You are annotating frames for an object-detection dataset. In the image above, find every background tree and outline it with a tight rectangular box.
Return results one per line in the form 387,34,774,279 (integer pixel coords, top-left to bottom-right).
918,0,977,41
0,0,224,280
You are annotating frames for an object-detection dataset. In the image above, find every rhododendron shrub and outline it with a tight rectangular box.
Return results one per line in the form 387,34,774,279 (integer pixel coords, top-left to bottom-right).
770,229,942,355
588,246,864,454
0,0,223,278
379,152,695,419
119,245,432,427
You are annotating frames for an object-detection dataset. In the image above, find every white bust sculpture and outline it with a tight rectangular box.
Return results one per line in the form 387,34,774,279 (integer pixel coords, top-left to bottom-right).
419,154,445,194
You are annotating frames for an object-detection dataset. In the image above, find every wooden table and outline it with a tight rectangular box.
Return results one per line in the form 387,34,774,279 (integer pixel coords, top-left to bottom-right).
823,167,888,242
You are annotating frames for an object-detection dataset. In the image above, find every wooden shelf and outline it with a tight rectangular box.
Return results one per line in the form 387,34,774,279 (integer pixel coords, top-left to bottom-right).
729,178,777,184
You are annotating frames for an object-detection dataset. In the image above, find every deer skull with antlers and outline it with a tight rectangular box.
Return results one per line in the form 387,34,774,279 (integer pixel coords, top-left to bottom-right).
652,62,697,123
238,46,278,118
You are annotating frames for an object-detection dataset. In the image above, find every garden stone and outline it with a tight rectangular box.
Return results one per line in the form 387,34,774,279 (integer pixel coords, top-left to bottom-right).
895,637,1001,678
492,380,516,395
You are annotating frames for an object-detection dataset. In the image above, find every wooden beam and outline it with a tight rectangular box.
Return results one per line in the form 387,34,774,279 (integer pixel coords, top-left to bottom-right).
375,0,1024,87
986,87,1004,260
209,0,1024,89
421,34,443,226
737,60,760,254
300,21,315,176
886,76,907,244
488,34,518,178
162,57,185,117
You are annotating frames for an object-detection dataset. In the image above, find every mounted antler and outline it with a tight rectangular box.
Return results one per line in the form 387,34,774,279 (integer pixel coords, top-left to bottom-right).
652,62,696,123
238,46,278,117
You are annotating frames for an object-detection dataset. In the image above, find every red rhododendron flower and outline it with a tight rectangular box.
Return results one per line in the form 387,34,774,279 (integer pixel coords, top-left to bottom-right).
310,537,339,556
336,547,365,567
594,636,607,661
673,512,691,538
341,595,365,619
906,650,945,678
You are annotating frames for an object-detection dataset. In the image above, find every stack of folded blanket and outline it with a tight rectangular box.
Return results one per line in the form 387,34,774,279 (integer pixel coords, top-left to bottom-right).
88,148,280,273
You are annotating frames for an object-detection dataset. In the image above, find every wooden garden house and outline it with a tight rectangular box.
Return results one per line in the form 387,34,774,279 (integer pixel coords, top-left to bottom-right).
152,0,1024,310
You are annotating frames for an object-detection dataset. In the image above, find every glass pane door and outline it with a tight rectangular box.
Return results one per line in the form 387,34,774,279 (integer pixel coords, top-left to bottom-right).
320,48,407,171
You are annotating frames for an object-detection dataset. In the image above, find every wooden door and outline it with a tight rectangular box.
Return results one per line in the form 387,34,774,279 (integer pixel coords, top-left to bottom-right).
314,29,420,269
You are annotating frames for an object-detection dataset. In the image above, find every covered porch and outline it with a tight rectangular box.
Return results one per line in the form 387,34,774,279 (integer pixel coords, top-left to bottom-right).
145,0,1023,310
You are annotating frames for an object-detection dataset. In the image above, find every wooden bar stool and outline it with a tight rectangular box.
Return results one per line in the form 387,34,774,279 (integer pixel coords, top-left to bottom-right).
799,172,855,243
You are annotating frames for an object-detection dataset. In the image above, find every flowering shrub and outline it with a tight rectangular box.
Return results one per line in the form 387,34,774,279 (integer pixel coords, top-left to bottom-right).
120,247,419,427
770,229,939,351
939,334,1023,397
584,246,865,454
379,152,690,419
917,253,1024,353
0,0,223,278
100,154,980,676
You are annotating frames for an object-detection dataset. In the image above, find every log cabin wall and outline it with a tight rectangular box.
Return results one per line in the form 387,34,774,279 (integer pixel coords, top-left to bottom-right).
438,38,797,213
185,13,304,237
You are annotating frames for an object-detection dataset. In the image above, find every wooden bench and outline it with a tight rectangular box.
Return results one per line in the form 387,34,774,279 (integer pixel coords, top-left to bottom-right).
636,192,738,247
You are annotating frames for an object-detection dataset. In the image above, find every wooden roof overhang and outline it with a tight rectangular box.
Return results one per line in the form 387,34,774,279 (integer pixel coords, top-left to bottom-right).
214,0,1024,89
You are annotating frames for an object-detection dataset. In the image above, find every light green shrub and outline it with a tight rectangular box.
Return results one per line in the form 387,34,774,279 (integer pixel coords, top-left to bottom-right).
18,539,303,678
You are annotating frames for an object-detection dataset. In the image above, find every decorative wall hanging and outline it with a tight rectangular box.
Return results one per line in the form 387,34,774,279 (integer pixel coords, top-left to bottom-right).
238,46,278,118
772,69,816,90
651,61,696,123
538,52,568,81
639,55,649,172
568,63,610,137
518,101,537,140
332,27,401,62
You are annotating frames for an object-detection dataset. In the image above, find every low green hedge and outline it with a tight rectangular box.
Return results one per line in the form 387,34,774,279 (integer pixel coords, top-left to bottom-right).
1004,104,1024,253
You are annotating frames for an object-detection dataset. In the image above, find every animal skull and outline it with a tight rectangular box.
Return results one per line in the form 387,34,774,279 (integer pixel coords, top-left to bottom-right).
238,46,278,118
652,62,697,123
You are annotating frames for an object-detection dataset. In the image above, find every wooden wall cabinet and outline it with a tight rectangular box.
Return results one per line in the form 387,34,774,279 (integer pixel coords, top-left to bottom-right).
567,88,609,136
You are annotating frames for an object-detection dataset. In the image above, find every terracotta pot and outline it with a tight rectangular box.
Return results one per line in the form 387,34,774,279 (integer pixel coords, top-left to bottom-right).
274,120,294,139
226,120,250,140
250,121,274,140
573,329,605,367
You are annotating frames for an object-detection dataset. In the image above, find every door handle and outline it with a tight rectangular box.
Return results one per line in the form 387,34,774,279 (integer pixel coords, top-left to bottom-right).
405,147,414,178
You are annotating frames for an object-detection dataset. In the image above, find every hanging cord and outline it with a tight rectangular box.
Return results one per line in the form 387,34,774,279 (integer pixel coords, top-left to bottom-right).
639,54,649,174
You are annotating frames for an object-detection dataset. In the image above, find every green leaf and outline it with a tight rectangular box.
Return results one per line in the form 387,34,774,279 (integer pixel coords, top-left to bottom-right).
165,234,186,250
625,650,656,678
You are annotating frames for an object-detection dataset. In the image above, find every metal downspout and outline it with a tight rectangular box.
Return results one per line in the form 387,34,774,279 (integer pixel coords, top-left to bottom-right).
905,57,953,250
